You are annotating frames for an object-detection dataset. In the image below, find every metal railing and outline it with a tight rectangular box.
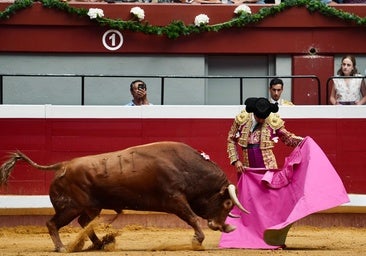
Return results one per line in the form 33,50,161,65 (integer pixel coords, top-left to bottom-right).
0,74,321,105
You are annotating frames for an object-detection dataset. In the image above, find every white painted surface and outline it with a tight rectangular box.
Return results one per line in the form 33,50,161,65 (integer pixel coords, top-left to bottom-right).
0,105,365,119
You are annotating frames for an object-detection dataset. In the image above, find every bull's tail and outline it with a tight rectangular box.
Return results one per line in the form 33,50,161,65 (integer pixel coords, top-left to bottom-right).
0,151,62,186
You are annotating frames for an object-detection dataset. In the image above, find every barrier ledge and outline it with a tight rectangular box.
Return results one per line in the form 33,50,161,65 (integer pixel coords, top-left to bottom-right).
1,194,365,212
1,205,365,216
0,208,365,229
0,208,167,215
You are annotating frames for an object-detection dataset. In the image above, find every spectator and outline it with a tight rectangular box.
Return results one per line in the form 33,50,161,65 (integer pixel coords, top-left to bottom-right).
228,0,284,3
342,0,366,3
125,80,152,106
321,0,340,4
329,55,366,105
268,78,294,106
327,0,366,3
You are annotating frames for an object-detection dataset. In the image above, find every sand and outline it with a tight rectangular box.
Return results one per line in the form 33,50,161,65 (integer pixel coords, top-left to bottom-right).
0,223,365,256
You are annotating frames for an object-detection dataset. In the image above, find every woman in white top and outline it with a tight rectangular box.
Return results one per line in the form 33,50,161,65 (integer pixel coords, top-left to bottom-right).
330,55,366,105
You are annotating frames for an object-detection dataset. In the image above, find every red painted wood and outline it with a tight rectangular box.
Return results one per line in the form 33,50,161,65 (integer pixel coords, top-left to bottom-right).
0,117,364,195
1,3,366,54
292,56,334,105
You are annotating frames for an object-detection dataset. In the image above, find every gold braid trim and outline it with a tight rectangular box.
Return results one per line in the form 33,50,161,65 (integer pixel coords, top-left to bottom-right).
266,113,284,130
259,123,272,149
227,110,251,165
235,110,250,125
282,100,294,106
236,111,252,148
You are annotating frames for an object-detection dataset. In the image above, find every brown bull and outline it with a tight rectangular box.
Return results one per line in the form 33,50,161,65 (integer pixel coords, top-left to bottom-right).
0,141,248,252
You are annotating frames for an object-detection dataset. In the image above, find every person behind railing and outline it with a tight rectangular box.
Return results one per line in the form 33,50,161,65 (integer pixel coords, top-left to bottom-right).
268,78,294,106
329,55,366,105
332,0,366,3
125,80,153,106
223,0,277,3
188,0,278,3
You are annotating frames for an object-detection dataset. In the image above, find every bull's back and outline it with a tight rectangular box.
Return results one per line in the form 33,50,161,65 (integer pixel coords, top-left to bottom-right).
51,141,192,189
50,141,226,210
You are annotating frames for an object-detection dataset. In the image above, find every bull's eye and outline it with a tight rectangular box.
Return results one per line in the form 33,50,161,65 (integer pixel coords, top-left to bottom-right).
223,199,233,209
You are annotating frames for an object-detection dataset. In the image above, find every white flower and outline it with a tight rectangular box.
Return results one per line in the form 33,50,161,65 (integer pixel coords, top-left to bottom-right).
130,7,145,21
200,152,210,160
234,4,252,15
87,8,104,19
194,14,209,27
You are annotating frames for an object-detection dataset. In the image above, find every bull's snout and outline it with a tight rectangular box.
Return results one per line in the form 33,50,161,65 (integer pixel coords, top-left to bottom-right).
208,221,236,233
223,224,236,233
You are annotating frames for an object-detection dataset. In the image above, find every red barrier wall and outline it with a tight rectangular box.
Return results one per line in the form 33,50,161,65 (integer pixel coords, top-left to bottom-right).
1,113,365,195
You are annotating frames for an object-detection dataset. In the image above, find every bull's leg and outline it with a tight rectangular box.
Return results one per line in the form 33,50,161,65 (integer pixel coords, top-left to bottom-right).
169,196,205,249
77,209,103,250
46,209,81,252
186,216,205,249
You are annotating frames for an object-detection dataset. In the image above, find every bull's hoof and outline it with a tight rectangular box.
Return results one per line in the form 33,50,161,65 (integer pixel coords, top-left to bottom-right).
101,233,117,251
55,246,67,253
86,233,118,251
191,238,204,251
66,232,87,252
86,242,103,251
67,238,85,252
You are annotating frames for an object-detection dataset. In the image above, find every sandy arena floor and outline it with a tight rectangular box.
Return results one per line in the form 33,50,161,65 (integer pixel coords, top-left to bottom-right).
0,223,365,256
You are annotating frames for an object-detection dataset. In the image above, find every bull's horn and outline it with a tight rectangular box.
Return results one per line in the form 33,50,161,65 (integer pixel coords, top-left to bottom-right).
228,184,250,214
228,212,240,218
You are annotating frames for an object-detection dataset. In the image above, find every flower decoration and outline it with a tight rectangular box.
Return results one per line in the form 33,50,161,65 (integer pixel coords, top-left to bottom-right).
234,4,251,15
130,7,145,21
0,0,365,40
200,151,210,160
194,14,209,27
87,8,104,19
272,136,279,143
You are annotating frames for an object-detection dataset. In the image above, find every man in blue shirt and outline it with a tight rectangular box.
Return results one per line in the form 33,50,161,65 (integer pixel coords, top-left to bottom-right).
125,80,152,106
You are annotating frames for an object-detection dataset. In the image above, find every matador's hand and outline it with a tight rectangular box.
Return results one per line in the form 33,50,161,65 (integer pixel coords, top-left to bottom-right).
234,160,245,173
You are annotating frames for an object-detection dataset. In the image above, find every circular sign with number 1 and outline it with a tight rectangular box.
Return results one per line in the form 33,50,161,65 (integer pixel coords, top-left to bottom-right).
102,29,124,51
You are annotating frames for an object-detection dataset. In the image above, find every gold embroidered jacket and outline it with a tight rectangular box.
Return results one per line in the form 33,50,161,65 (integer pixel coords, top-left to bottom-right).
227,110,303,169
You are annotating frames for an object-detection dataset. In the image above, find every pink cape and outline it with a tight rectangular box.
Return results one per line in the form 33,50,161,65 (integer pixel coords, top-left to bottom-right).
219,136,349,249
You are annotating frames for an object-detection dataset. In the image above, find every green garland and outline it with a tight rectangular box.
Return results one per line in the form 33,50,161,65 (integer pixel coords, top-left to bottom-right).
0,0,365,39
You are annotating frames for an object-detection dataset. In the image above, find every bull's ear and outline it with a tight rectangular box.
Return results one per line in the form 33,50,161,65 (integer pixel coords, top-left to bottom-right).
223,199,233,210
219,186,227,195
